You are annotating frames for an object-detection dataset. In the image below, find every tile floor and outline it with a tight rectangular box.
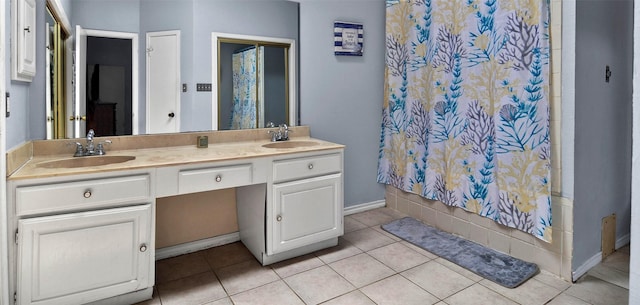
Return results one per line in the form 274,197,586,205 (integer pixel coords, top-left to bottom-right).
136,208,630,305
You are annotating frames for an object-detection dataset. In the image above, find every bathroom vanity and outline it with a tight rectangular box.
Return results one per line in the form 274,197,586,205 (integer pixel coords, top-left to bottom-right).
6,128,344,305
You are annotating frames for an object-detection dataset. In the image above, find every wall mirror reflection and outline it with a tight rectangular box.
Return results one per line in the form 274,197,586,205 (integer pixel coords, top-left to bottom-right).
39,0,299,140
213,33,296,131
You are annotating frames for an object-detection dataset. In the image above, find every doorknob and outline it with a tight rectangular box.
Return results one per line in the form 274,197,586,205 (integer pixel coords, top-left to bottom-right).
168,112,175,118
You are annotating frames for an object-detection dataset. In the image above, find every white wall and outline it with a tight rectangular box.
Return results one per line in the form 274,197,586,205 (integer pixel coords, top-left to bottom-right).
573,0,633,269
298,0,386,207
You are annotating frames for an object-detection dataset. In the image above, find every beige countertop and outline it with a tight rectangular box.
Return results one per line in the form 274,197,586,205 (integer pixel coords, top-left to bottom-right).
8,129,344,180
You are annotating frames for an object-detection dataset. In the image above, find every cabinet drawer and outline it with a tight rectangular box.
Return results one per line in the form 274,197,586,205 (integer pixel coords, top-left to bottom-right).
178,164,252,194
16,175,151,216
273,153,341,183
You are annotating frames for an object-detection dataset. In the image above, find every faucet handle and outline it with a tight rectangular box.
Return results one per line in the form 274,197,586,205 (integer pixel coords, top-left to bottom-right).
96,140,112,155
68,141,84,157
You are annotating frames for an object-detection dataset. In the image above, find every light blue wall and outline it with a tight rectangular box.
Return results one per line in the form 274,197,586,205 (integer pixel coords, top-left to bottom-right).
298,0,386,207
573,0,633,269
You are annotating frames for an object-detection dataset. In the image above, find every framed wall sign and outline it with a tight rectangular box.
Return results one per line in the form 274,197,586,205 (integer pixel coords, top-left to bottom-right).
334,21,363,56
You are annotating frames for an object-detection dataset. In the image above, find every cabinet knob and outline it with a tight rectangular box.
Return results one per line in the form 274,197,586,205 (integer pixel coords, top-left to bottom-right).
215,175,222,182
276,215,282,222
308,163,314,170
139,244,147,252
83,190,92,198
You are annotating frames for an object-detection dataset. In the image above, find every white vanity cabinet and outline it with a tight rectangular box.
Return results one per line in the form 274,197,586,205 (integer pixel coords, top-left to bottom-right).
8,170,155,305
238,150,344,265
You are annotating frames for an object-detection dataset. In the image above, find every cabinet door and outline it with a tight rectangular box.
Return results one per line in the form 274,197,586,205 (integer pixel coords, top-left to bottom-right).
17,204,152,305
270,173,342,254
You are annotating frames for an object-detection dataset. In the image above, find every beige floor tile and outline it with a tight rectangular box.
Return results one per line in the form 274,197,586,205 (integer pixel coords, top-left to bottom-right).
315,237,363,264
444,283,518,305
434,258,483,282
546,293,592,305
156,252,212,283
533,270,572,291
272,254,325,278
377,207,408,220
587,263,629,289
372,225,402,241
215,260,280,295
368,242,430,272
479,278,561,305
400,241,438,259
285,266,355,305
157,271,227,305
344,216,369,233
343,228,395,252
320,290,376,305
204,297,234,305
361,274,439,305
401,261,474,299
602,250,631,273
204,242,255,270
349,209,396,227
564,275,629,305
329,253,395,288
231,280,304,305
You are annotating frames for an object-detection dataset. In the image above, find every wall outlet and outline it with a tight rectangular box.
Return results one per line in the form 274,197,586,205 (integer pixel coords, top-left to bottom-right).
196,83,212,92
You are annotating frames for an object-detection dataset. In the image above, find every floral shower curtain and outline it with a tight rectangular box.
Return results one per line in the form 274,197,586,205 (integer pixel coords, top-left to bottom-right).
230,47,258,129
378,0,552,242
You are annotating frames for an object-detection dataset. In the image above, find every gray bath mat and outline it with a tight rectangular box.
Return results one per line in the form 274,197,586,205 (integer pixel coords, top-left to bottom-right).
382,217,538,288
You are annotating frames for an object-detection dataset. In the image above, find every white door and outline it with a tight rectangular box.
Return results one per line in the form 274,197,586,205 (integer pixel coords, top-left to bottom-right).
17,204,152,305
73,25,87,138
146,31,180,134
270,174,342,254
45,22,52,139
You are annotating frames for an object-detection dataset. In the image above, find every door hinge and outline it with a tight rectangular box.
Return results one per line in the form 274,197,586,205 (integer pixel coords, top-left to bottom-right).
13,291,17,304
15,230,18,245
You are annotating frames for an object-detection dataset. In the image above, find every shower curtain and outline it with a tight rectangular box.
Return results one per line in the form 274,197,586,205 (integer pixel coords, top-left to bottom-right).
378,0,552,242
230,47,259,129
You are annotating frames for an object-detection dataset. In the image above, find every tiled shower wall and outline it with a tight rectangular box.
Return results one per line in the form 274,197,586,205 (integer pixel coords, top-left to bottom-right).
384,0,572,280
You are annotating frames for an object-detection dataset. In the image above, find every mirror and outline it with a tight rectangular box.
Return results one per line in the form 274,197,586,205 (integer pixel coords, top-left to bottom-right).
38,0,299,139
213,34,295,130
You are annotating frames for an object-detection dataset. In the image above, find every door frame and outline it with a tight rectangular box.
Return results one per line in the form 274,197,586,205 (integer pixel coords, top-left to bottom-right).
1,0,9,303
74,28,139,137
145,30,181,134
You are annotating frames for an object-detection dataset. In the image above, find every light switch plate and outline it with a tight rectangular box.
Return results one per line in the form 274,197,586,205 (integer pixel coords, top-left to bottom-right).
196,83,212,92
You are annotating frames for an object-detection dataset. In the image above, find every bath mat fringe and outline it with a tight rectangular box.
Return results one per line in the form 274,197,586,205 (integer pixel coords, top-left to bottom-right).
382,217,538,288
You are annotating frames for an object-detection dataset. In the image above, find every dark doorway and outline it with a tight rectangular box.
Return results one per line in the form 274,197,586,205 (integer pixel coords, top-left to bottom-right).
86,37,133,136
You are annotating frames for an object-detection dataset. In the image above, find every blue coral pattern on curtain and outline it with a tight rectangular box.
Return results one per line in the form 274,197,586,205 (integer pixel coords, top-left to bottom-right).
230,47,258,129
378,0,552,242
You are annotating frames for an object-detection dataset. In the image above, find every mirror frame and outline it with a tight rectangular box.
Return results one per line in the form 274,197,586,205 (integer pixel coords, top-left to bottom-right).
211,32,296,131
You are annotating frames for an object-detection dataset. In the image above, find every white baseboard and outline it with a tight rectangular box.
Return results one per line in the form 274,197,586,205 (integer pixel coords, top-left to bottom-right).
572,234,631,282
156,200,388,260
344,200,386,216
155,232,240,260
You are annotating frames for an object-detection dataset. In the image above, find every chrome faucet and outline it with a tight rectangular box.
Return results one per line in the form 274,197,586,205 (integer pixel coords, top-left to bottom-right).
86,129,96,155
69,129,111,156
267,124,291,142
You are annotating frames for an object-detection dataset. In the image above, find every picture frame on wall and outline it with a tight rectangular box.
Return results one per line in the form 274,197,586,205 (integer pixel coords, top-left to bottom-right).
334,21,363,56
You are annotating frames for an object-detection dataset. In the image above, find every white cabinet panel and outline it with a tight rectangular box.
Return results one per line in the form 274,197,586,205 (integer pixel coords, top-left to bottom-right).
273,153,341,183
16,174,151,216
11,0,36,81
270,173,342,254
17,204,152,305
178,163,252,194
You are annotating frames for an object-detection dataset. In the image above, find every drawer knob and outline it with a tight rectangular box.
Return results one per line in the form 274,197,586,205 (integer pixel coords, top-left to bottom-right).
139,244,147,252
215,175,222,182
308,163,314,170
83,190,92,198
276,215,282,222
